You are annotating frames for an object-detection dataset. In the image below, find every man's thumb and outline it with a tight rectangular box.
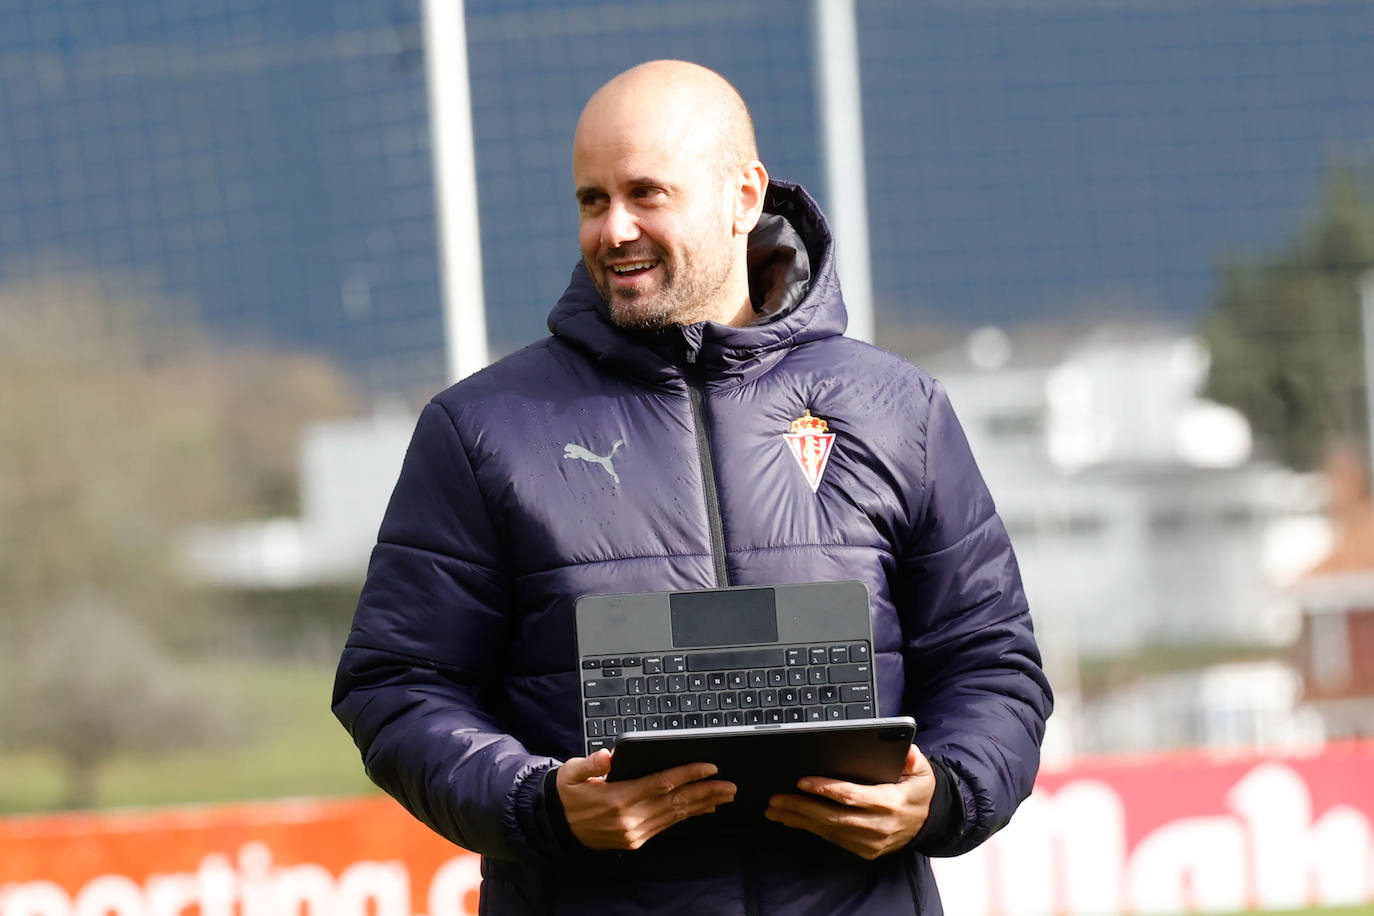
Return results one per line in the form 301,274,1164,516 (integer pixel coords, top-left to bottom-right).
560,748,613,783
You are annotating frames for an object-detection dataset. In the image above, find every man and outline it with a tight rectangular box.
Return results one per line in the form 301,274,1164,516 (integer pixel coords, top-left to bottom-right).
334,60,1051,914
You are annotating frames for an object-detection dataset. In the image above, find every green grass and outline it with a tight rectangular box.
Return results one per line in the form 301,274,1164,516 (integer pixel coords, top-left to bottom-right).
0,658,376,814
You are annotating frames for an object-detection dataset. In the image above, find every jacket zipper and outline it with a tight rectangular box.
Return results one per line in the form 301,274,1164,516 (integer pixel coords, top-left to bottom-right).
686,354,754,913
685,347,730,587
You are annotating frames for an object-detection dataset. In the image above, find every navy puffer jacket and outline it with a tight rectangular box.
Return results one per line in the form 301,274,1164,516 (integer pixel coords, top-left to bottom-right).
333,180,1051,914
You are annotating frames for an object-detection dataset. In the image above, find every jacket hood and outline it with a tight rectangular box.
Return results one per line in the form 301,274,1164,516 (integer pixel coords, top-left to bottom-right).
546,179,848,389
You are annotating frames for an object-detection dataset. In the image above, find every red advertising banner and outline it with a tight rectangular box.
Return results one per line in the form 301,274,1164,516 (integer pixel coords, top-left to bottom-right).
933,742,1374,916
0,796,481,916
2,743,1372,916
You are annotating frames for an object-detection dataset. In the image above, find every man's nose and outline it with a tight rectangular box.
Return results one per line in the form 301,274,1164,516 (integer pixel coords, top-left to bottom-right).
600,199,640,248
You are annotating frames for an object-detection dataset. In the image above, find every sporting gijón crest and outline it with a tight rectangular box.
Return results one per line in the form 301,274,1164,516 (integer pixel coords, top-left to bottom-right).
783,410,835,492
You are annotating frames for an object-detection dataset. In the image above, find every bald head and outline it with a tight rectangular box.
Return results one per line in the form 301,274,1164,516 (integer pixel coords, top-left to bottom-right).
577,61,758,180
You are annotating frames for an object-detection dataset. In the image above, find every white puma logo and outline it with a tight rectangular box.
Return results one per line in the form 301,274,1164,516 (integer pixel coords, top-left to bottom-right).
563,438,625,484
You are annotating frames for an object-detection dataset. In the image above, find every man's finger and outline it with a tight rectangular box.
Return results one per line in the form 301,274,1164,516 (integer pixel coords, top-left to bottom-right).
625,761,721,799
793,777,884,809
632,779,737,843
768,791,862,824
558,749,612,785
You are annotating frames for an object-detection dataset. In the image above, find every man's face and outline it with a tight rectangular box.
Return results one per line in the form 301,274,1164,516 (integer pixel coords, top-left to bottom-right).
573,119,738,331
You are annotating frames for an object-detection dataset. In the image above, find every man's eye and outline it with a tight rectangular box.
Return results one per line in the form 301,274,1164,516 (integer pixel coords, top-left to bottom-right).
578,195,607,211
633,187,664,201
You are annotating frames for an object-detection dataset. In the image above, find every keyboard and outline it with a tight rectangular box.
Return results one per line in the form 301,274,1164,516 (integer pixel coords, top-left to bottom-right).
580,642,875,755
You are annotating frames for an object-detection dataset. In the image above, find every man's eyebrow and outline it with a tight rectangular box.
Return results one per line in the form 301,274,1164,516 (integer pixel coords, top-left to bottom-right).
627,175,673,191
574,177,673,201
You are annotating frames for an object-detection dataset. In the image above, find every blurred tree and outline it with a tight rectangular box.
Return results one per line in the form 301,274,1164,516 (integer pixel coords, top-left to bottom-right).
1201,164,1374,470
1,601,234,809
0,276,357,807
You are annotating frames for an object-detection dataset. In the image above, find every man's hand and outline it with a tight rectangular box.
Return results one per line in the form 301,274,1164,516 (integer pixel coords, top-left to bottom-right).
763,745,935,860
556,749,737,850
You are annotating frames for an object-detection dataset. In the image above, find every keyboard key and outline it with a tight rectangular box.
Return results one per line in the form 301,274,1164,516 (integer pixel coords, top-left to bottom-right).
746,709,764,725
765,709,784,724
582,659,602,670
825,705,844,720
787,669,806,686
665,714,683,729
739,690,758,708
643,656,664,674
807,667,826,685
685,713,703,728
806,706,826,721
689,673,707,691
665,655,687,673
638,696,658,715
587,738,612,752
727,671,746,689
779,688,799,706
585,699,614,717
586,719,603,737
719,692,738,709
748,670,767,688
707,672,727,690
785,648,805,666
668,674,687,693
767,669,786,687
700,694,718,710
602,658,620,668
647,676,667,694
827,664,871,684
646,716,664,729
820,685,838,703
841,684,872,703
726,710,744,726
605,718,622,735
800,686,818,705
623,716,641,732
660,695,678,713
844,702,875,719
583,678,626,698
848,644,870,663
705,712,724,728
621,656,642,667
761,689,779,706
808,647,828,665
679,694,698,711
829,646,849,664
785,708,805,723
617,697,636,716
626,677,645,695
603,667,622,678
687,647,784,671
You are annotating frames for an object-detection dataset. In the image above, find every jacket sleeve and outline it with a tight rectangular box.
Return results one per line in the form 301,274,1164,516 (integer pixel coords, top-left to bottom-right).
331,400,569,864
898,380,1053,857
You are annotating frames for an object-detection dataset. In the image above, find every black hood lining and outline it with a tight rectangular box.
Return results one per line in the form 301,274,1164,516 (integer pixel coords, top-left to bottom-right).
747,211,812,324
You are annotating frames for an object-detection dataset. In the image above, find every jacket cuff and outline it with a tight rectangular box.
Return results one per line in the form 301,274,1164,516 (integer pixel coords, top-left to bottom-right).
911,756,964,854
537,765,585,854
508,762,580,862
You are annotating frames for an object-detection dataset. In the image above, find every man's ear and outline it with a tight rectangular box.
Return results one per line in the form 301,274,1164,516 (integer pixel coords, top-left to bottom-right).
732,160,769,235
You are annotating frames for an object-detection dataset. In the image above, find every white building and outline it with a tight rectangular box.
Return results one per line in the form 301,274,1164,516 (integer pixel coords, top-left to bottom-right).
918,324,1331,758
920,324,1328,656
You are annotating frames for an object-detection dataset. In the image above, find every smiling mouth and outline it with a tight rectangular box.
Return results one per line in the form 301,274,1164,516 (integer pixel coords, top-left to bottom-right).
608,260,658,277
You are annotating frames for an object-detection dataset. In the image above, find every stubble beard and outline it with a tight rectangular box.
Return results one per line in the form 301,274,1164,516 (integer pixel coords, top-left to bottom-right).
596,241,736,332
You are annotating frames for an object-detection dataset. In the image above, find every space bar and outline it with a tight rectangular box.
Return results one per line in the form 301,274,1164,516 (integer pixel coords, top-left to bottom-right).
686,647,785,670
